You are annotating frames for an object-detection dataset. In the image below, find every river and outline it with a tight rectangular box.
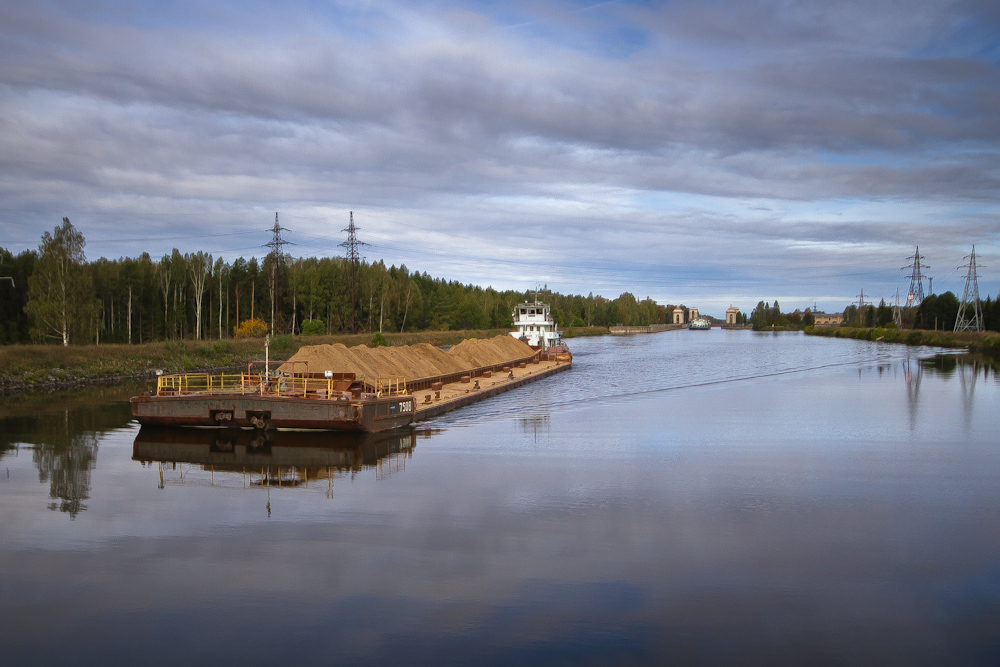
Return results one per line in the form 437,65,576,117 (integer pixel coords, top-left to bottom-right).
1,330,998,665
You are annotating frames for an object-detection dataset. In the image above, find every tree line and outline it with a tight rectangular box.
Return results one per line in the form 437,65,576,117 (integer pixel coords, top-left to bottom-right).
742,292,1000,332
1,218,674,345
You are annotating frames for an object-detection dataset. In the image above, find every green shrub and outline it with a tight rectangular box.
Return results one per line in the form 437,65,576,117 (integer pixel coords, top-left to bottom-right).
301,319,324,336
270,334,293,352
371,332,388,347
212,340,233,354
906,331,923,346
195,344,215,358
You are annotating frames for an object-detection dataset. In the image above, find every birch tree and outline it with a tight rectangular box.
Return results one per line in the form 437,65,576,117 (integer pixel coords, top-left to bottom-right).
26,218,94,345
214,256,226,339
186,251,212,340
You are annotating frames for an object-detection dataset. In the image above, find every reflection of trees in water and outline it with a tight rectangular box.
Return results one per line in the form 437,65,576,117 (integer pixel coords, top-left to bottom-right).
1,392,131,517
29,410,101,518
917,354,995,431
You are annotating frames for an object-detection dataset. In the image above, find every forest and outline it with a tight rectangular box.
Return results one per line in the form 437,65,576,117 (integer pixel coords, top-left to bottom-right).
1,218,672,345
748,294,1000,333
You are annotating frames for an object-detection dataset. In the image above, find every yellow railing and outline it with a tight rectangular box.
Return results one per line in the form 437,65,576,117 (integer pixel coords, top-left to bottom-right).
157,373,330,398
155,373,410,399
374,376,407,397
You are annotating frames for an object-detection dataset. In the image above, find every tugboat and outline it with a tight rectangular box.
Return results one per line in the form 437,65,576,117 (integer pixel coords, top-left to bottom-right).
510,298,571,359
689,316,712,330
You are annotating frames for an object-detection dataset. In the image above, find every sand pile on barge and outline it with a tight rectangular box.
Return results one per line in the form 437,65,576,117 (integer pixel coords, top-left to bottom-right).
283,335,534,381
448,335,538,368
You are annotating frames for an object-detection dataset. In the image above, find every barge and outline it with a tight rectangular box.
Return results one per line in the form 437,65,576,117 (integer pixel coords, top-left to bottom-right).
131,334,570,434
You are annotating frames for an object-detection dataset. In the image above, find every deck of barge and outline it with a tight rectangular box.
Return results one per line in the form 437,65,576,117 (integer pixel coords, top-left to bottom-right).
412,357,570,422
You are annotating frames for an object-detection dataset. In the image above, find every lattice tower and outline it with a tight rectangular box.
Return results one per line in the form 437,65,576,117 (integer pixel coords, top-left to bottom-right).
264,212,293,336
902,246,928,307
892,288,902,329
954,245,984,332
855,288,869,326
338,211,369,334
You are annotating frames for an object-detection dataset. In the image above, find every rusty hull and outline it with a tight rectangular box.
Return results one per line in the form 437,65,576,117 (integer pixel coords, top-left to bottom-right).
131,393,415,433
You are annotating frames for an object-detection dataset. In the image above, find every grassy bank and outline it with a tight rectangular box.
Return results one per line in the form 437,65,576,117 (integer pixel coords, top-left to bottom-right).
0,328,511,394
805,326,1000,353
562,326,611,338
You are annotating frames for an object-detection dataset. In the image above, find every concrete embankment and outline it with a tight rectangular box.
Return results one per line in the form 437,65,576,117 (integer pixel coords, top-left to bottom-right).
610,324,683,334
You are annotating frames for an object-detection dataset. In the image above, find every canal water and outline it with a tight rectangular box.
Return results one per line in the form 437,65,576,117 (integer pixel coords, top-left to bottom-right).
1,330,998,665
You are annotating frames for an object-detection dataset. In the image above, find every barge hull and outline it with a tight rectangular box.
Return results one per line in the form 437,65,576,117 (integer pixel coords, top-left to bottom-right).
131,393,415,433
131,357,571,434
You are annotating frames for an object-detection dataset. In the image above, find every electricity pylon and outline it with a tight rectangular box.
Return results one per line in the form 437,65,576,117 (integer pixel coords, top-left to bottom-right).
264,212,293,336
902,246,928,307
954,245,983,332
339,211,369,334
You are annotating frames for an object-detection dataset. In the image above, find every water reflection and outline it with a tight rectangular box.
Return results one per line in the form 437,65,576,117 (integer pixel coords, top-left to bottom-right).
519,414,550,442
132,426,416,494
903,356,923,431
921,353,1000,379
0,386,136,518
920,354,996,431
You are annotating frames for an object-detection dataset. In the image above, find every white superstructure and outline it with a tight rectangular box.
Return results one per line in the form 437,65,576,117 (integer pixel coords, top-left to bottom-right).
510,300,563,350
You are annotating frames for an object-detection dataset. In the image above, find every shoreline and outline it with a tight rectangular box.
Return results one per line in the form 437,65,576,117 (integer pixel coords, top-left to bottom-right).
804,325,1000,353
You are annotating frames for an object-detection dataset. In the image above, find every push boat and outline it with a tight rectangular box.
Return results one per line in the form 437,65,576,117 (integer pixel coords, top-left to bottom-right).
510,298,572,356
132,326,570,435
689,317,712,330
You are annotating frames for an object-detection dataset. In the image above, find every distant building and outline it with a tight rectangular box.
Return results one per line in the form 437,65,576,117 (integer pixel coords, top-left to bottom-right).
725,305,740,325
688,307,699,321
672,307,685,325
813,312,844,326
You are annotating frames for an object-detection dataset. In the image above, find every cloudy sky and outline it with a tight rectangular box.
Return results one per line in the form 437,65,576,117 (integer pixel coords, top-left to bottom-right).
1,0,998,314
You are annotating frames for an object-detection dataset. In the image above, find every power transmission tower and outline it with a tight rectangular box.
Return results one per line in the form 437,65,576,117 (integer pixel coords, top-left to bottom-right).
855,288,869,326
954,245,984,332
338,211,369,334
263,212,294,336
902,246,929,307
892,288,902,329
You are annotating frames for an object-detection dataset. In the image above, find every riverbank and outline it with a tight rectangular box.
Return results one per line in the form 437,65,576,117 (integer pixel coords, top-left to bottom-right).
805,325,1000,353
0,329,512,395
562,326,610,338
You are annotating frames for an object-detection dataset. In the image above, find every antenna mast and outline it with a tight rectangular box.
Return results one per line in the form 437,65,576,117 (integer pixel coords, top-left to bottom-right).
954,245,983,332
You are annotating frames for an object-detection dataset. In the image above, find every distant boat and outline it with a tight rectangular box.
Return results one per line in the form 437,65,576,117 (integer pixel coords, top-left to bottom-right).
689,317,711,330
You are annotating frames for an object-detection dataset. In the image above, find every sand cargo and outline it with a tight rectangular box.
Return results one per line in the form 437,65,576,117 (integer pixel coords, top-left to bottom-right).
131,335,571,433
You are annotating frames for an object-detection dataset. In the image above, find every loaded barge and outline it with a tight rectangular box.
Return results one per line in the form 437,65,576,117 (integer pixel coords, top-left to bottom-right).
132,324,571,434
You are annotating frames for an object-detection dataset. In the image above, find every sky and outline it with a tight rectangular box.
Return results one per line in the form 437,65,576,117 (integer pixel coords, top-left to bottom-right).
1,0,999,316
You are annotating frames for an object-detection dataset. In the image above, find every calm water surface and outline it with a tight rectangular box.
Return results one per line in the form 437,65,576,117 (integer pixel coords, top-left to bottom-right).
2,330,999,665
